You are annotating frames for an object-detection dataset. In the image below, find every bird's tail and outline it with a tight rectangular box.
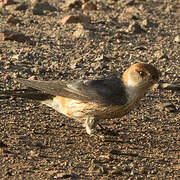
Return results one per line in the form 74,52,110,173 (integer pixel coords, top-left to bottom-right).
0,88,53,101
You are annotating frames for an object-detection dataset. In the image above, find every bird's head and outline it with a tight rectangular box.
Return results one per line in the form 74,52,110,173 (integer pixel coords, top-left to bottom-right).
122,63,159,96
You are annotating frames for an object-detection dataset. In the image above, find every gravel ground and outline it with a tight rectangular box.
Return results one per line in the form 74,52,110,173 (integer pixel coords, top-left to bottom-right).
0,0,179,179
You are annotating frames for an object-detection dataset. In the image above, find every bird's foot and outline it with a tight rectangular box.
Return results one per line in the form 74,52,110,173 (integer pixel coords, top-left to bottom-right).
83,118,104,139
83,118,118,138
97,123,119,136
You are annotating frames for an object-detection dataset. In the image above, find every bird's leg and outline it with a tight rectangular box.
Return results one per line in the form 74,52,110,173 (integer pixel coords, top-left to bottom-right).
83,117,107,139
83,117,97,136
84,118,118,137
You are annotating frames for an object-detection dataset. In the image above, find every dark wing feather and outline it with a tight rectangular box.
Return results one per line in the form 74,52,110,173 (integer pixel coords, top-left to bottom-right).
17,78,128,106
0,88,53,101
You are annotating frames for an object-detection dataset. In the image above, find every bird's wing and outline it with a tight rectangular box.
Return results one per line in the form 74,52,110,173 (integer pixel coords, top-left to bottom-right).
16,78,128,106
0,88,53,101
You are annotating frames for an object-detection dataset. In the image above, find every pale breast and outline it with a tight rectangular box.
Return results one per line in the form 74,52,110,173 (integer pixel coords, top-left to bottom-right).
52,96,92,120
43,95,140,122
93,98,139,120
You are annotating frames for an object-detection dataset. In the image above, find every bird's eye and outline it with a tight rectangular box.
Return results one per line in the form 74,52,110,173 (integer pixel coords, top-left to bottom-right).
137,71,146,77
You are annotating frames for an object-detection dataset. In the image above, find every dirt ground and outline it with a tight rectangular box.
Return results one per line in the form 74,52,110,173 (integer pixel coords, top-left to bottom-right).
0,0,179,179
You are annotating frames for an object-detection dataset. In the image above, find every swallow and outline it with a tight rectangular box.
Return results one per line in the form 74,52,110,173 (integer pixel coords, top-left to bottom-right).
0,63,159,136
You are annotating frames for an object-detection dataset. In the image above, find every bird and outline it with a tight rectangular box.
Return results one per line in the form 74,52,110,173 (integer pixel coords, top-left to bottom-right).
0,63,159,136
